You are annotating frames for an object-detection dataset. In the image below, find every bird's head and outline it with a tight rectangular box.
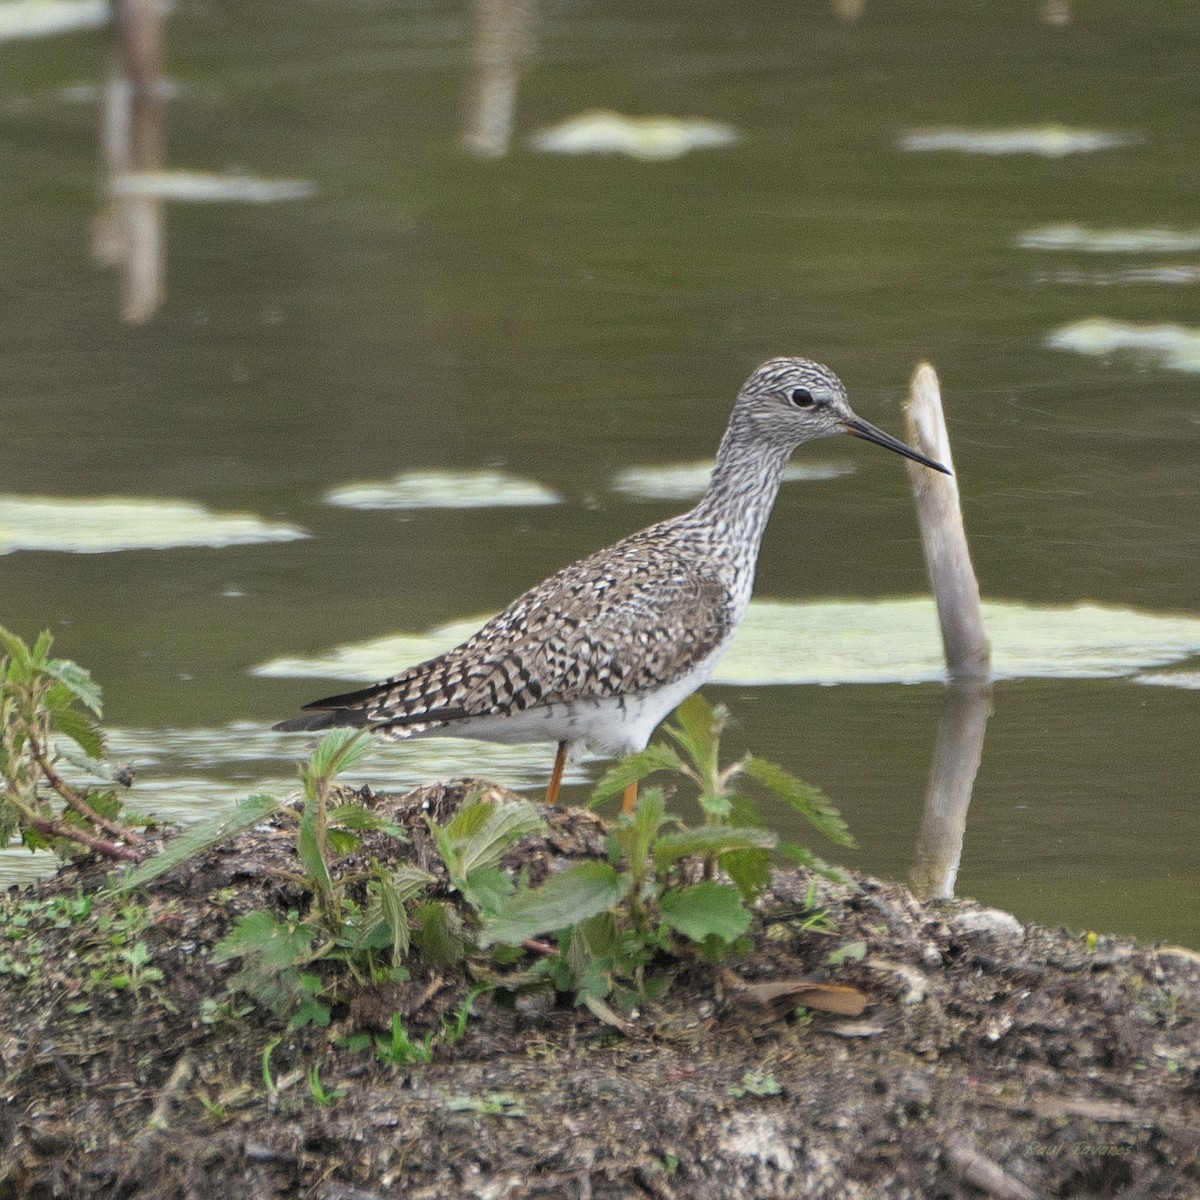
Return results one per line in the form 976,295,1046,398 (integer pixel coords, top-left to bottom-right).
737,357,951,475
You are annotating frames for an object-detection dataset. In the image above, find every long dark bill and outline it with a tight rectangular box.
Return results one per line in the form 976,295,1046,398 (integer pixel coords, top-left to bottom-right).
841,415,951,476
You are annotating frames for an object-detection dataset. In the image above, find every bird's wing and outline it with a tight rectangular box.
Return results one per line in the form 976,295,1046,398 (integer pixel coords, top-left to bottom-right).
290,536,734,733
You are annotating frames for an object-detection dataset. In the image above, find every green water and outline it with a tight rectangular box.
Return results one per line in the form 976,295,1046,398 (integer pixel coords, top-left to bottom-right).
2,0,1197,943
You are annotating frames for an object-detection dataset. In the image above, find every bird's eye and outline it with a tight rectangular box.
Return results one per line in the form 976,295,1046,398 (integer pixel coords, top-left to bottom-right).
789,388,815,408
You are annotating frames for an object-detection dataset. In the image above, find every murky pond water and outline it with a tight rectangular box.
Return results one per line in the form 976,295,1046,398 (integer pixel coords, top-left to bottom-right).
2,0,1197,943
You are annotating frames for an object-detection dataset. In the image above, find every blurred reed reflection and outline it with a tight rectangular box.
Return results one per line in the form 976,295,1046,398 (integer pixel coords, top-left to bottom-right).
463,0,536,159
93,0,164,323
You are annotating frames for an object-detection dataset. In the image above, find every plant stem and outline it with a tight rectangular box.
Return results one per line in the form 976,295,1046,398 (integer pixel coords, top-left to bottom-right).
28,809,142,861
31,738,144,846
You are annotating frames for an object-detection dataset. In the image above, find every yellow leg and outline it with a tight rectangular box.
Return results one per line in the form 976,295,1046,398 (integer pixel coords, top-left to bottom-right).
545,741,568,806
622,781,639,814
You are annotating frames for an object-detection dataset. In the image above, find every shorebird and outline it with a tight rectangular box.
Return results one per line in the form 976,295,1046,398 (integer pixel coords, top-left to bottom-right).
276,358,949,811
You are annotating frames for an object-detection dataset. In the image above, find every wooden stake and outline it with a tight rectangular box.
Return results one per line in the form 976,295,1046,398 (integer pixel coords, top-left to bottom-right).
903,363,991,679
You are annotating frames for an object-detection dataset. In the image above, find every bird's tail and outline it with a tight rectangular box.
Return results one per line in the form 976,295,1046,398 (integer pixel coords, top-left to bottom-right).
273,707,372,733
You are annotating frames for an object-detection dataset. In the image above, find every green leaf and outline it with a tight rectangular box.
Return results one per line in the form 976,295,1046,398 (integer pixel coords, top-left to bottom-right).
575,911,620,959
45,658,103,716
306,728,372,781
385,863,437,904
460,866,513,916
652,826,776,869
329,804,393,833
290,976,332,1030
741,755,854,847
663,694,726,776
590,744,689,805
109,794,280,893
435,799,545,883
659,882,751,943
412,901,467,968
327,829,360,855
31,630,54,667
827,939,868,966
443,799,495,841
376,872,410,960
697,788,733,820
481,861,625,947
213,910,317,971
611,788,669,877
719,847,774,900
298,802,335,906
777,842,847,881
0,626,35,679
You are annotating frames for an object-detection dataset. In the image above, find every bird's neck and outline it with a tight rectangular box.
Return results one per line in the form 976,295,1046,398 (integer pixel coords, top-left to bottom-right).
686,411,793,582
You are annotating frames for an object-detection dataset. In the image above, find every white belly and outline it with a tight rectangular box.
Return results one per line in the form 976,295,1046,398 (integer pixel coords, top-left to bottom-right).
415,642,730,759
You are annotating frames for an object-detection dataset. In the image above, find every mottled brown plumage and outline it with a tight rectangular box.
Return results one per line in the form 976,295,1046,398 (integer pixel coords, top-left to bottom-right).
276,357,949,807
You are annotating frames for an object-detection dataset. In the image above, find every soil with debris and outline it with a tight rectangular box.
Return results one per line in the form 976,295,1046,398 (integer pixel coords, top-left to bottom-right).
1,780,1197,1200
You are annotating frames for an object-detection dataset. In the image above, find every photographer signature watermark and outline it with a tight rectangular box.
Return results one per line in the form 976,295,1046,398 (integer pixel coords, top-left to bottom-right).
1027,1132,1149,1159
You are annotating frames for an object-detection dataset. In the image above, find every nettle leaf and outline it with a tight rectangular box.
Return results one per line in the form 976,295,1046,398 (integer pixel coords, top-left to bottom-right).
741,755,854,847
290,976,332,1030
443,798,494,840
436,799,545,881
111,794,280,893
298,805,334,901
720,847,774,900
386,863,437,903
590,744,688,805
412,901,468,968
664,694,726,775
327,829,360,856
88,790,120,819
611,788,669,876
329,804,392,833
214,910,317,971
45,658,103,716
0,626,35,680
576,911,619,959
44,682,101,743
659,882,751,944
307,728,372,781
697,789,733,820
482,861,625,947
652,826,776,870
376,873,412,961
460,866,513,917
31,630,55,667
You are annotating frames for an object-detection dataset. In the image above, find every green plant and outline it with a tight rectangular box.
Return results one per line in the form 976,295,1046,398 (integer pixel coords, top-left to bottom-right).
372,1012,436,1065
480,695,852,1014
0,889,172,1009
482,787,776,1016
208,696,854,1044
209,731,421,1023
104,940,165,999
262,1036,282,1101
598,692,850,840
728,1068,782,1098
306,1061,346,1106
209,733,542,1030
0,625,144,860
595,694,852,878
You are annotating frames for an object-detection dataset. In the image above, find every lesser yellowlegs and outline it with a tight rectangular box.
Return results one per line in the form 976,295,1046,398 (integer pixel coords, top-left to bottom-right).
276,358,950,810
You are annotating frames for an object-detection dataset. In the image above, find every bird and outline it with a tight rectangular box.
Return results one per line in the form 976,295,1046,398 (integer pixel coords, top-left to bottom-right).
275,357,949,812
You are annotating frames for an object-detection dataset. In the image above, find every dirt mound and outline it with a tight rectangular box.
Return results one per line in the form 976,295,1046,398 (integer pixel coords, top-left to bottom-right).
2,782,1197,1199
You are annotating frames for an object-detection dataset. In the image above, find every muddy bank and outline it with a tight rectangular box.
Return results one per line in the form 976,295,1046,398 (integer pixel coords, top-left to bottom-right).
1,782,1197,1199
